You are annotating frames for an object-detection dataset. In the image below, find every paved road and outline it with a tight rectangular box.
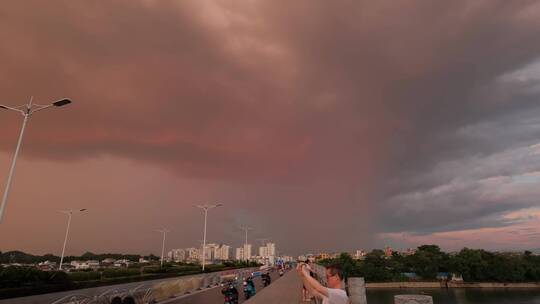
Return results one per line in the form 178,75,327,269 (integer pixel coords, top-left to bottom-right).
168,271,284,304
246,270,303,304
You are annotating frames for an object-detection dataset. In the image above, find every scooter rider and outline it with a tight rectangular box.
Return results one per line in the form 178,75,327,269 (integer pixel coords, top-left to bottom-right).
262,272,271,286
243,276,256,299
221,281,239,304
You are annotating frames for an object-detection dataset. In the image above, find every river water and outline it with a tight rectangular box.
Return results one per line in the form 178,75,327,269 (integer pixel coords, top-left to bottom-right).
366,288,540,304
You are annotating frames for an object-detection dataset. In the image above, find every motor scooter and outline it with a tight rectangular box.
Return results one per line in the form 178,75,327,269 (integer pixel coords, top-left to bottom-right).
243,277,256,299
262,273,271,287
221,281,239,304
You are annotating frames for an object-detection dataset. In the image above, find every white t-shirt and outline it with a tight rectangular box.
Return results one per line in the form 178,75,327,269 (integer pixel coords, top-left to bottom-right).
322,288,349,304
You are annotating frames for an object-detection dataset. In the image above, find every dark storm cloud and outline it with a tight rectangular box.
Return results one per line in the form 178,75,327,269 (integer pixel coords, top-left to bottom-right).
1,0,540,253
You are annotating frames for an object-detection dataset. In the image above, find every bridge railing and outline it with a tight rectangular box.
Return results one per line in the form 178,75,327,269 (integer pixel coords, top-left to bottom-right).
50,267,259,304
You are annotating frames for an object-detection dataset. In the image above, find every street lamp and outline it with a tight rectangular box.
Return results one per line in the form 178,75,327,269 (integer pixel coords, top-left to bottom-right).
240,225,253,263
0,97,72,223
59,208,86,270
194,203,222,271
156,228,170,268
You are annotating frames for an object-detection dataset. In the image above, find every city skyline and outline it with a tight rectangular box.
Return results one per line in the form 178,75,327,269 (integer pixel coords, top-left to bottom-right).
2,1,540,256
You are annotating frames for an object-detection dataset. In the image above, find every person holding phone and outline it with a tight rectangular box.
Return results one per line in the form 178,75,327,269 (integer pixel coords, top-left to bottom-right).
297,263,349,304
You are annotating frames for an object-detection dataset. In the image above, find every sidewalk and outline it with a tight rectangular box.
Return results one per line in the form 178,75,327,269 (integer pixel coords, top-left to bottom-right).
246,270,303,304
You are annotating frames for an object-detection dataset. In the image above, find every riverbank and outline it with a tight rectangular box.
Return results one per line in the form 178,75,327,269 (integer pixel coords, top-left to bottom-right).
366,281,540,288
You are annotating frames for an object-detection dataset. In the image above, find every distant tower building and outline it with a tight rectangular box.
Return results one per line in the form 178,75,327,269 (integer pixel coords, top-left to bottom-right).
168,249,187,262
203,243,222,261
216,244,231,260
186,247,200,262
235,247,244,260
266,243,276,256
259,246,269,257
243,244,252,260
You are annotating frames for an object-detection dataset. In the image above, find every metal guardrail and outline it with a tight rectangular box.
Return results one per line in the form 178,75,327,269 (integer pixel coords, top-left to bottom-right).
50,268,258,304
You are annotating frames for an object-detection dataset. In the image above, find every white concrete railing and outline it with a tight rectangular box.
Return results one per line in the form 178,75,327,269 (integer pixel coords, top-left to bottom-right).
394,295,433,304
51,267,258,304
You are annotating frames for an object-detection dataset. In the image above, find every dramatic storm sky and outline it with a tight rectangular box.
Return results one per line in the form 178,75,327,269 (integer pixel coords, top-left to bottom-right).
1,1,540,256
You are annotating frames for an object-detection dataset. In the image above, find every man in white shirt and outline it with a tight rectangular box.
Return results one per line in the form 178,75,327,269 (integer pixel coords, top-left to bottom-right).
297,263,349,304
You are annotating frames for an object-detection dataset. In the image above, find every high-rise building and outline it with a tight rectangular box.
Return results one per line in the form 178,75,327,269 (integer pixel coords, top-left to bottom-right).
167,244,232,263
242,244,252,260
259,246,268,257
186,247,200,262
168,249,187,262
203,243,220,261
266,243,276,256
215,244,231,260
235,247,244,260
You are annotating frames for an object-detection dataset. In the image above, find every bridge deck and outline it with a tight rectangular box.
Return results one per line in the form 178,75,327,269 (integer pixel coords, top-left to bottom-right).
246,270,304,304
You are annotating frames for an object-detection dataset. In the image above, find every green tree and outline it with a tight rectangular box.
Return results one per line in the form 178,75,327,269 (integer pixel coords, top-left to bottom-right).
408,245,449,280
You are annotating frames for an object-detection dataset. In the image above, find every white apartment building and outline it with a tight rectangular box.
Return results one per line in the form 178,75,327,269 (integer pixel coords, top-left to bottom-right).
168,248,187,262
243,244,252,260
259,246,268,257
186,247,200,262
257,242,277,265
266,243,276,256
215,244,231,260
235,247,244,260
203,243,219,261
113,259,131,267
168,244,231,263
71,260,100,270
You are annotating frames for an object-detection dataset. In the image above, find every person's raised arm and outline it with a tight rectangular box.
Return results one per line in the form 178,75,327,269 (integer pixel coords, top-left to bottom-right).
297,263,329,298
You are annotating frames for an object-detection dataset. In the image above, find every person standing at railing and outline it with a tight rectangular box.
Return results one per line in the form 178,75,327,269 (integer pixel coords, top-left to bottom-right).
297,263,349,304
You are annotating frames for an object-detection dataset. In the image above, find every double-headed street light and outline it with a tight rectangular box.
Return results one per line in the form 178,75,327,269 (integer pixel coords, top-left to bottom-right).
0,97,72,223
59,208,86,270
194,203,222,271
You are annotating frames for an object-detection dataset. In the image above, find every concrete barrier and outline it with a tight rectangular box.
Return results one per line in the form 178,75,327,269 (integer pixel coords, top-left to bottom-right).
193,276,204,290
394,294,433,304
202,275,212,288
138,268,258,302
212,274,221,286
152,281,174,301
348,277,367,304
178,279,190,294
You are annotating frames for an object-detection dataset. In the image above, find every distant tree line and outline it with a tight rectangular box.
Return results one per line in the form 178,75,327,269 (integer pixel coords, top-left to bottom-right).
319,245,540,283
0,251,157,264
